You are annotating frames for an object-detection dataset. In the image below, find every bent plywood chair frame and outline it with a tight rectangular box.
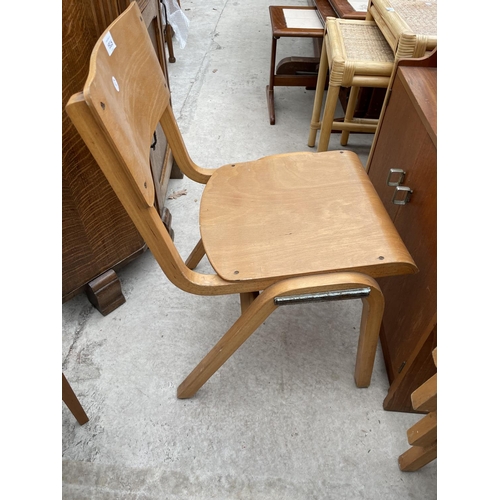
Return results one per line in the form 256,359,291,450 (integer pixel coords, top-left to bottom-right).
66,2,416,399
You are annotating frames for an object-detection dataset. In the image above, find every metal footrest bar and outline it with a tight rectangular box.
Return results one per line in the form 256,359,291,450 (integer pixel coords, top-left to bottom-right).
274,287,371,306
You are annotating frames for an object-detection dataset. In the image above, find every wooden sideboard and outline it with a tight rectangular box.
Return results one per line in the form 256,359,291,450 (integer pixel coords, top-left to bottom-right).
366,51,437,413
62,0,177,314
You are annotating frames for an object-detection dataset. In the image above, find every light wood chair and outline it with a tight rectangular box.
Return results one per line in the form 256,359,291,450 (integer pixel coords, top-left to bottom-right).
66,2,417,399
308,0,437,151
398,348,437,471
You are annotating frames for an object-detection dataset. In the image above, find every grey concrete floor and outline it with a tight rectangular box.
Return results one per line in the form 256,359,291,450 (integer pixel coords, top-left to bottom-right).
62,1,437,498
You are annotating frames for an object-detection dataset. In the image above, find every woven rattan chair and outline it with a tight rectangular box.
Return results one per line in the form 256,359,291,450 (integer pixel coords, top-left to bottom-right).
66,2,417,399
308,0,437,151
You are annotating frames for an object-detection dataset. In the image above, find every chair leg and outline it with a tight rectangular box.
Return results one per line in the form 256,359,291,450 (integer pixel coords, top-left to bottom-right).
62,373,89,425
308,37,329,148
177,289,278,399
266,36,278,125
317,84,340,152
240,291,259,313
399,441,437,472
177,272,383,399
354,286,384,387
185,238,205,270
165,24,176,63
340,86,360,146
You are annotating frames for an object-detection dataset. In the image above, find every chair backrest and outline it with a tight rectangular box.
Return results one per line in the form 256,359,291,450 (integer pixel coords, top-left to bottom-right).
82,0,168,208
65,2,214,294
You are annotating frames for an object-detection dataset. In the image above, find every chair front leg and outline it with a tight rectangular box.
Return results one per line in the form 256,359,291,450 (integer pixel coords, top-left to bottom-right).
317,84,340,152
354,286,384,387
177,289,278,399
308,37,329,148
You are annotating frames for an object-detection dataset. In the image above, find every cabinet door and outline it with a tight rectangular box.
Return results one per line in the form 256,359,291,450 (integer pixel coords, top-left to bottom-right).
368,70,437,412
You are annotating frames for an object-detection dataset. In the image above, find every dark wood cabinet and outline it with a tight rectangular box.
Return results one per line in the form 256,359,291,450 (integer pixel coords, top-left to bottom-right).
62,0,175,313
366,52,437,413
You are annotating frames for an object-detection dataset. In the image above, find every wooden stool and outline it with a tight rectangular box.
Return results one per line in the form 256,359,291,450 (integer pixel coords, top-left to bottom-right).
307,18,394,151
266,6,328,125
308,0,437,151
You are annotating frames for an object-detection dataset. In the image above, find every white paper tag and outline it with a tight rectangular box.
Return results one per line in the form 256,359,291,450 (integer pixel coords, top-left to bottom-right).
103,31,117,56
112,76,120,92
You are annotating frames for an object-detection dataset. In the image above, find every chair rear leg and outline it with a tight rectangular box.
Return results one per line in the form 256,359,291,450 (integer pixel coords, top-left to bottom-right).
185,239,205,270
340,86,360,146
240,291,260,313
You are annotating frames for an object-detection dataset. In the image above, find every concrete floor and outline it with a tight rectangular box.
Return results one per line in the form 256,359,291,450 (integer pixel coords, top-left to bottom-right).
62,1,437,498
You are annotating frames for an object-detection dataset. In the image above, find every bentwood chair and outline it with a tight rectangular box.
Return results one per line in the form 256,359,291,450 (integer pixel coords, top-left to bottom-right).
308,0,437,151
66,2,417,399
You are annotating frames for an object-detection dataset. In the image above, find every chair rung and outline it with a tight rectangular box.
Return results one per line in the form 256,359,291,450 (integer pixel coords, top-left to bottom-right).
330,122,378,132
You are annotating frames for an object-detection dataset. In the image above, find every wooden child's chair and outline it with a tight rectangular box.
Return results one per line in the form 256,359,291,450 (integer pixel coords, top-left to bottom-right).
66,2,417,399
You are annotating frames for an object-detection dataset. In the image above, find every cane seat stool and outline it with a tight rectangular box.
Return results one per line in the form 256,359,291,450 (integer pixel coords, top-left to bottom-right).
66,2,417,399
307,17,395,151
370,0,437,60
308,0,437,151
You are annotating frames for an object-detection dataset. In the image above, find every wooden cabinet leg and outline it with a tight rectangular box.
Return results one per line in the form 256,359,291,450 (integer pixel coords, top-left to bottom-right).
85,269,126,316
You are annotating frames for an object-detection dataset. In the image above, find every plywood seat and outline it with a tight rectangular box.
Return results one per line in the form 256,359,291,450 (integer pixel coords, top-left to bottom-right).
201,150,414,282
66,2,417,400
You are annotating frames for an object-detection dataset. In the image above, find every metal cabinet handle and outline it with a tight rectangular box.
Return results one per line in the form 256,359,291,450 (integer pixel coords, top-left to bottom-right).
392,185,413,205
386,168,406,187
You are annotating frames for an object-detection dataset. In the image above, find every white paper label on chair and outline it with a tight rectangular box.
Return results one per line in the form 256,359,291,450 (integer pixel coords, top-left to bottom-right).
103,32,117,56
112,76,120,92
